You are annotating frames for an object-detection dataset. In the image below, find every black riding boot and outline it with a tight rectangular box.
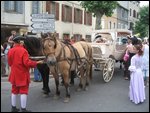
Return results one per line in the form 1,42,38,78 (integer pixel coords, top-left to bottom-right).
21,108,32,112
11,106,20,112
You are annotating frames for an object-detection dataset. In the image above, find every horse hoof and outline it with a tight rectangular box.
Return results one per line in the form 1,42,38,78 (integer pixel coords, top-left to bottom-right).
84,87,88,91
76,87,82,92
69,84,74,87
43,94,49,98
63,97,70,103
53,95,59,100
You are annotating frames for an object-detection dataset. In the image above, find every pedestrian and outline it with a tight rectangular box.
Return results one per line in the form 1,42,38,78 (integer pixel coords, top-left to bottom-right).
33,67,42,82
142,39,149,86
7,35,44,112
128,44,146,104
1,45,6,76
3,40,11,75
8,30,16,48
123,36,136,80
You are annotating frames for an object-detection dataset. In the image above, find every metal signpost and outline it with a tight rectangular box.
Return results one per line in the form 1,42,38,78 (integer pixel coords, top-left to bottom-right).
31,14,55,33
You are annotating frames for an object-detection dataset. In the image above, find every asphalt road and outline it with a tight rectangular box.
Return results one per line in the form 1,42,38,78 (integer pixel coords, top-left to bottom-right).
1,63,149,112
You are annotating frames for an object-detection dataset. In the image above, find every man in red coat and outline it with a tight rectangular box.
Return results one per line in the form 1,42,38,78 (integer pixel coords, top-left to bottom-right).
8,35,43,112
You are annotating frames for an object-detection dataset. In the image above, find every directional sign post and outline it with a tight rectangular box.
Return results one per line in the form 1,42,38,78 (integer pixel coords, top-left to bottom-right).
31,14,55,33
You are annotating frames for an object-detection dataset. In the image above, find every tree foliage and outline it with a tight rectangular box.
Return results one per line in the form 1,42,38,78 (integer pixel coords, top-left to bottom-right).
80,1,118,29
134,5,149,38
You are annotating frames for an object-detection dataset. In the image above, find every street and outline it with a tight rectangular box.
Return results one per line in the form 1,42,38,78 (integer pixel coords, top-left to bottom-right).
1,63,149,112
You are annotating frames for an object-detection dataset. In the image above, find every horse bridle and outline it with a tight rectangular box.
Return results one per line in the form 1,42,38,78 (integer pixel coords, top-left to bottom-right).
42,37,64,62
42,37,56,57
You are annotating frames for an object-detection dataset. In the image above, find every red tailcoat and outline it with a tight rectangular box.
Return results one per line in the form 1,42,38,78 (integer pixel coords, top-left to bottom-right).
8,44,37,86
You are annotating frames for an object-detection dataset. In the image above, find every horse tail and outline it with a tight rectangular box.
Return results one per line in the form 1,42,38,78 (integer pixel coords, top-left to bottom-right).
89,63,92,80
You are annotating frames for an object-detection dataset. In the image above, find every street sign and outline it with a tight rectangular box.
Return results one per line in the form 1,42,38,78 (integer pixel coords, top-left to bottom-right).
31,13,55,33
31,14,55,19
31,29,54,33
31,18,55,22
31,22,55,29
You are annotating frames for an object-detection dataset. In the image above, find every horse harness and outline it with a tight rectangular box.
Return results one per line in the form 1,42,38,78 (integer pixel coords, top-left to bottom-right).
42,37,91,77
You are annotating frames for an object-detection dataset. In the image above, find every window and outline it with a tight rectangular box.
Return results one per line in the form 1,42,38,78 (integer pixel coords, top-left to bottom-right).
51,2,55,15
73,34,82,42
114,23,115,29
32,1,40,14
133,10,136,18
137,12,139,19
62,4,72,22
74,8,82,24
46,1,59,20
63,33,70,40
84,11,92,26
109,21,111,29
130,9,132,16
85,35,91,42
4,1,24,14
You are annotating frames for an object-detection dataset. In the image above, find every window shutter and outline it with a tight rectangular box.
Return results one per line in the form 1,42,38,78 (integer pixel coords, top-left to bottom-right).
87,12,90,25
4,1,10,11
84,11,86,25
74,8,76,23
70,7,72,22
46,1,51,14
80,10,82,24
32,1,39,14
62,4,65,21
16,1,23,14
55,2,59,20
90,13,92,25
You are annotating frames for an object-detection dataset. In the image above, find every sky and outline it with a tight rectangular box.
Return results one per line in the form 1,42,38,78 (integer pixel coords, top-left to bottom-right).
140,1,149,7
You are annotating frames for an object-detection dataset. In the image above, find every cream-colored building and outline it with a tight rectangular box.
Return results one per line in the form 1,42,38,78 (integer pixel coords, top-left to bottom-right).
1,1,94,43
128,1,140,31
101,1,140,30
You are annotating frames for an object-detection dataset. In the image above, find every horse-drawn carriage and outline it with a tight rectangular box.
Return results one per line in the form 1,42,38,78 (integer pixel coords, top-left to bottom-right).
90,29,132,82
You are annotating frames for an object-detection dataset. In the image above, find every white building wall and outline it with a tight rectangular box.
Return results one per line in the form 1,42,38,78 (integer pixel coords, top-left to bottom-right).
1,1,25,25
1,1,95,39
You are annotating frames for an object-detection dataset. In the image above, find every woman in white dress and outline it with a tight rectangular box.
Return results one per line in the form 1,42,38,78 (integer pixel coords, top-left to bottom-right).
128,44,146,104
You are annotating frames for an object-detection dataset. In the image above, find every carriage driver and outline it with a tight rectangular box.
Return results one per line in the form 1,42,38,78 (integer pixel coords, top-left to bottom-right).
8,35,44,112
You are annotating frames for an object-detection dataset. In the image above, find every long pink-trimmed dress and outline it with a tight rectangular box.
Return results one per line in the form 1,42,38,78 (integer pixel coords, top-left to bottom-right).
128,54,146,104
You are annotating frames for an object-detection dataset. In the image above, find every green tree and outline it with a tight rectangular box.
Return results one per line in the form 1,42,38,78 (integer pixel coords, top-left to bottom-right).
80,1,118,30
134,5,149,38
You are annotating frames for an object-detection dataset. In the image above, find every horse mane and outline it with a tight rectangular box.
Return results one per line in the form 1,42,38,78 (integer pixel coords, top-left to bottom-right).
24,36,42,56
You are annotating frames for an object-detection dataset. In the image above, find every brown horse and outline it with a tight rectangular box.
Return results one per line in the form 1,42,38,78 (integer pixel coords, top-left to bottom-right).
41,33,93,102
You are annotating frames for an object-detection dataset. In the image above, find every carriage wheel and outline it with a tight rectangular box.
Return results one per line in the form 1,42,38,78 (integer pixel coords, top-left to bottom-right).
103,58,115,82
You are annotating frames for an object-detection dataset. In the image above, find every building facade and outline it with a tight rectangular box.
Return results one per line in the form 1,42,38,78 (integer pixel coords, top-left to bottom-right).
1,1,140,44
1,1,94,43
128,1,140,31
101,1,140,31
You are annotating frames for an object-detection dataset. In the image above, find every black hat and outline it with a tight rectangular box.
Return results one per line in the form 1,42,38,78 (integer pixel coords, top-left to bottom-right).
13,35,25,42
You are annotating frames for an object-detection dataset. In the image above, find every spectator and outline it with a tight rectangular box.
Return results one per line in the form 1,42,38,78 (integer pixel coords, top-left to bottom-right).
142,39,149,86
34,67,42,82
8,30,17,48
3,41,11,75
124,36,136,80
131,35,138,45
1,45,6,77
8,35,44,112
128,44,145,104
